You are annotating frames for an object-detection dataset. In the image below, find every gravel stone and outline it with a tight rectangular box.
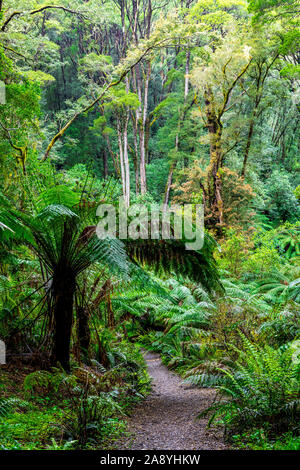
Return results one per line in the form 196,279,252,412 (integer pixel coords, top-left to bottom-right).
117,351,228,450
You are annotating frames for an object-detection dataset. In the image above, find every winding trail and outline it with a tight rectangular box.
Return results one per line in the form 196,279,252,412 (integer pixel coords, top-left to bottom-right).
118,351,227,450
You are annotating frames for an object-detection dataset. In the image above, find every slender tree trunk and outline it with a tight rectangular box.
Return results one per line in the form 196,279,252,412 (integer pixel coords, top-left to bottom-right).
123,116,130,206
137,61,151,195
104,133,119,178
163,50,190,208
241,56,278,177
117,112,130,206
184,50,190,97
102,150,108,179
124,77,131,206
106,289,115,328
117,117,126,201
163,161,175,210
145,116,150,164
60,47,67,101
241,116,255,177
132,126,140,194
131,70,140,194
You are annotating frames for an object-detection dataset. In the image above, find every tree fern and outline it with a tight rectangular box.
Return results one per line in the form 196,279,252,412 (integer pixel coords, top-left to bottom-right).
124,232,222,294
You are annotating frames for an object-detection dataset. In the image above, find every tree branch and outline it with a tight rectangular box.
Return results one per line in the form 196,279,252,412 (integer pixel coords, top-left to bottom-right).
2,44,28,60
218,58,253,120
1,5,88,32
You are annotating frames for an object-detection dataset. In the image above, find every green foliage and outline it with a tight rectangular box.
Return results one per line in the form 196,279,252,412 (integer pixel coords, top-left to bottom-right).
275,223,300,260
125,231,222,293
264,171,300,223
0,397,29,417
61,387,123,447
232,430,300,450
0,407,63,450
38,186,80,209
0,0,299,452
23,369,77,400
259,307,300,346
199,335,300,437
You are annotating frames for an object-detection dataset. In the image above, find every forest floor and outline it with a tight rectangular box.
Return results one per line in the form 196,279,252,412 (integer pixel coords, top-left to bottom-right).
116,351,228,450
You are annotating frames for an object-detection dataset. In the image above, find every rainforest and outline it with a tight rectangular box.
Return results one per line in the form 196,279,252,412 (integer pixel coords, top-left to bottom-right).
0,0,299,454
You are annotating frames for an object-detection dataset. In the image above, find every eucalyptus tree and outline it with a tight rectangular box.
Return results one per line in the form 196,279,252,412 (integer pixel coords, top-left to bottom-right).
190,27,253,228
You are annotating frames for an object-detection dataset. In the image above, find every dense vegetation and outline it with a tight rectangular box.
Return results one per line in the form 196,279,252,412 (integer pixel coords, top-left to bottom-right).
0,0,299,451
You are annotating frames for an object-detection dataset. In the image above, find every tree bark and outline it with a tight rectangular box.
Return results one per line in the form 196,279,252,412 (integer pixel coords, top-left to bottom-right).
132,121,140,194
124,77,131,206
52,272,76,371
163,161,175,210
117,117,126,200
241,116,255,177
102,149,108,179
204,86,224,228
136,61,151,194
163,50,190,208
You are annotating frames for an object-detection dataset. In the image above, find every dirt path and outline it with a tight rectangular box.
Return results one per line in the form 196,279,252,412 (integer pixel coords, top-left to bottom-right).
118,351,227,450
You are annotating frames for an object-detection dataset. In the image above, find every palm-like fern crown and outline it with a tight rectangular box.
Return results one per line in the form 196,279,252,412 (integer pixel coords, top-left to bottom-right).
124,230,221,293
1,181,222,291
9,204,129,280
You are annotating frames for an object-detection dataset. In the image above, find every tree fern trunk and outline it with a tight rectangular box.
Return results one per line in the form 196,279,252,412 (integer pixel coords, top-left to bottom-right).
52,273,76,371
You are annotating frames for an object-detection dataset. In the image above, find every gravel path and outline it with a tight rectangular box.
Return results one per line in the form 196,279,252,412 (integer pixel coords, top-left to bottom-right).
118,351,227,450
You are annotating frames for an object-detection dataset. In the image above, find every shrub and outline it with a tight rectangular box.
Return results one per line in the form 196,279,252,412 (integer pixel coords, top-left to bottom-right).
199,335,300,438
0,397,29,417
23,369,77,400
0,408,62,449
60,384,122,447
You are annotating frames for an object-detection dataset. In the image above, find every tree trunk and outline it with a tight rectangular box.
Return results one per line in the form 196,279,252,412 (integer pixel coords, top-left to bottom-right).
52,273,76,371
131,74,140,194
123,120,130,206
241,56,278,177
135,61,151,195
204,87,224,228
163,50,190,208
117,117,126,201
107,294,115,328
102,150,108,179
163,163,175,211
124,77,131,206
207,133,224,228
132,135,140,194
241,117,255,177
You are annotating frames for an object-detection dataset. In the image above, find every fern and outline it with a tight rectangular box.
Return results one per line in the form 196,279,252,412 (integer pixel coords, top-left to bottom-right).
0,397,29,417
38,186,80,209
198,335,300,436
